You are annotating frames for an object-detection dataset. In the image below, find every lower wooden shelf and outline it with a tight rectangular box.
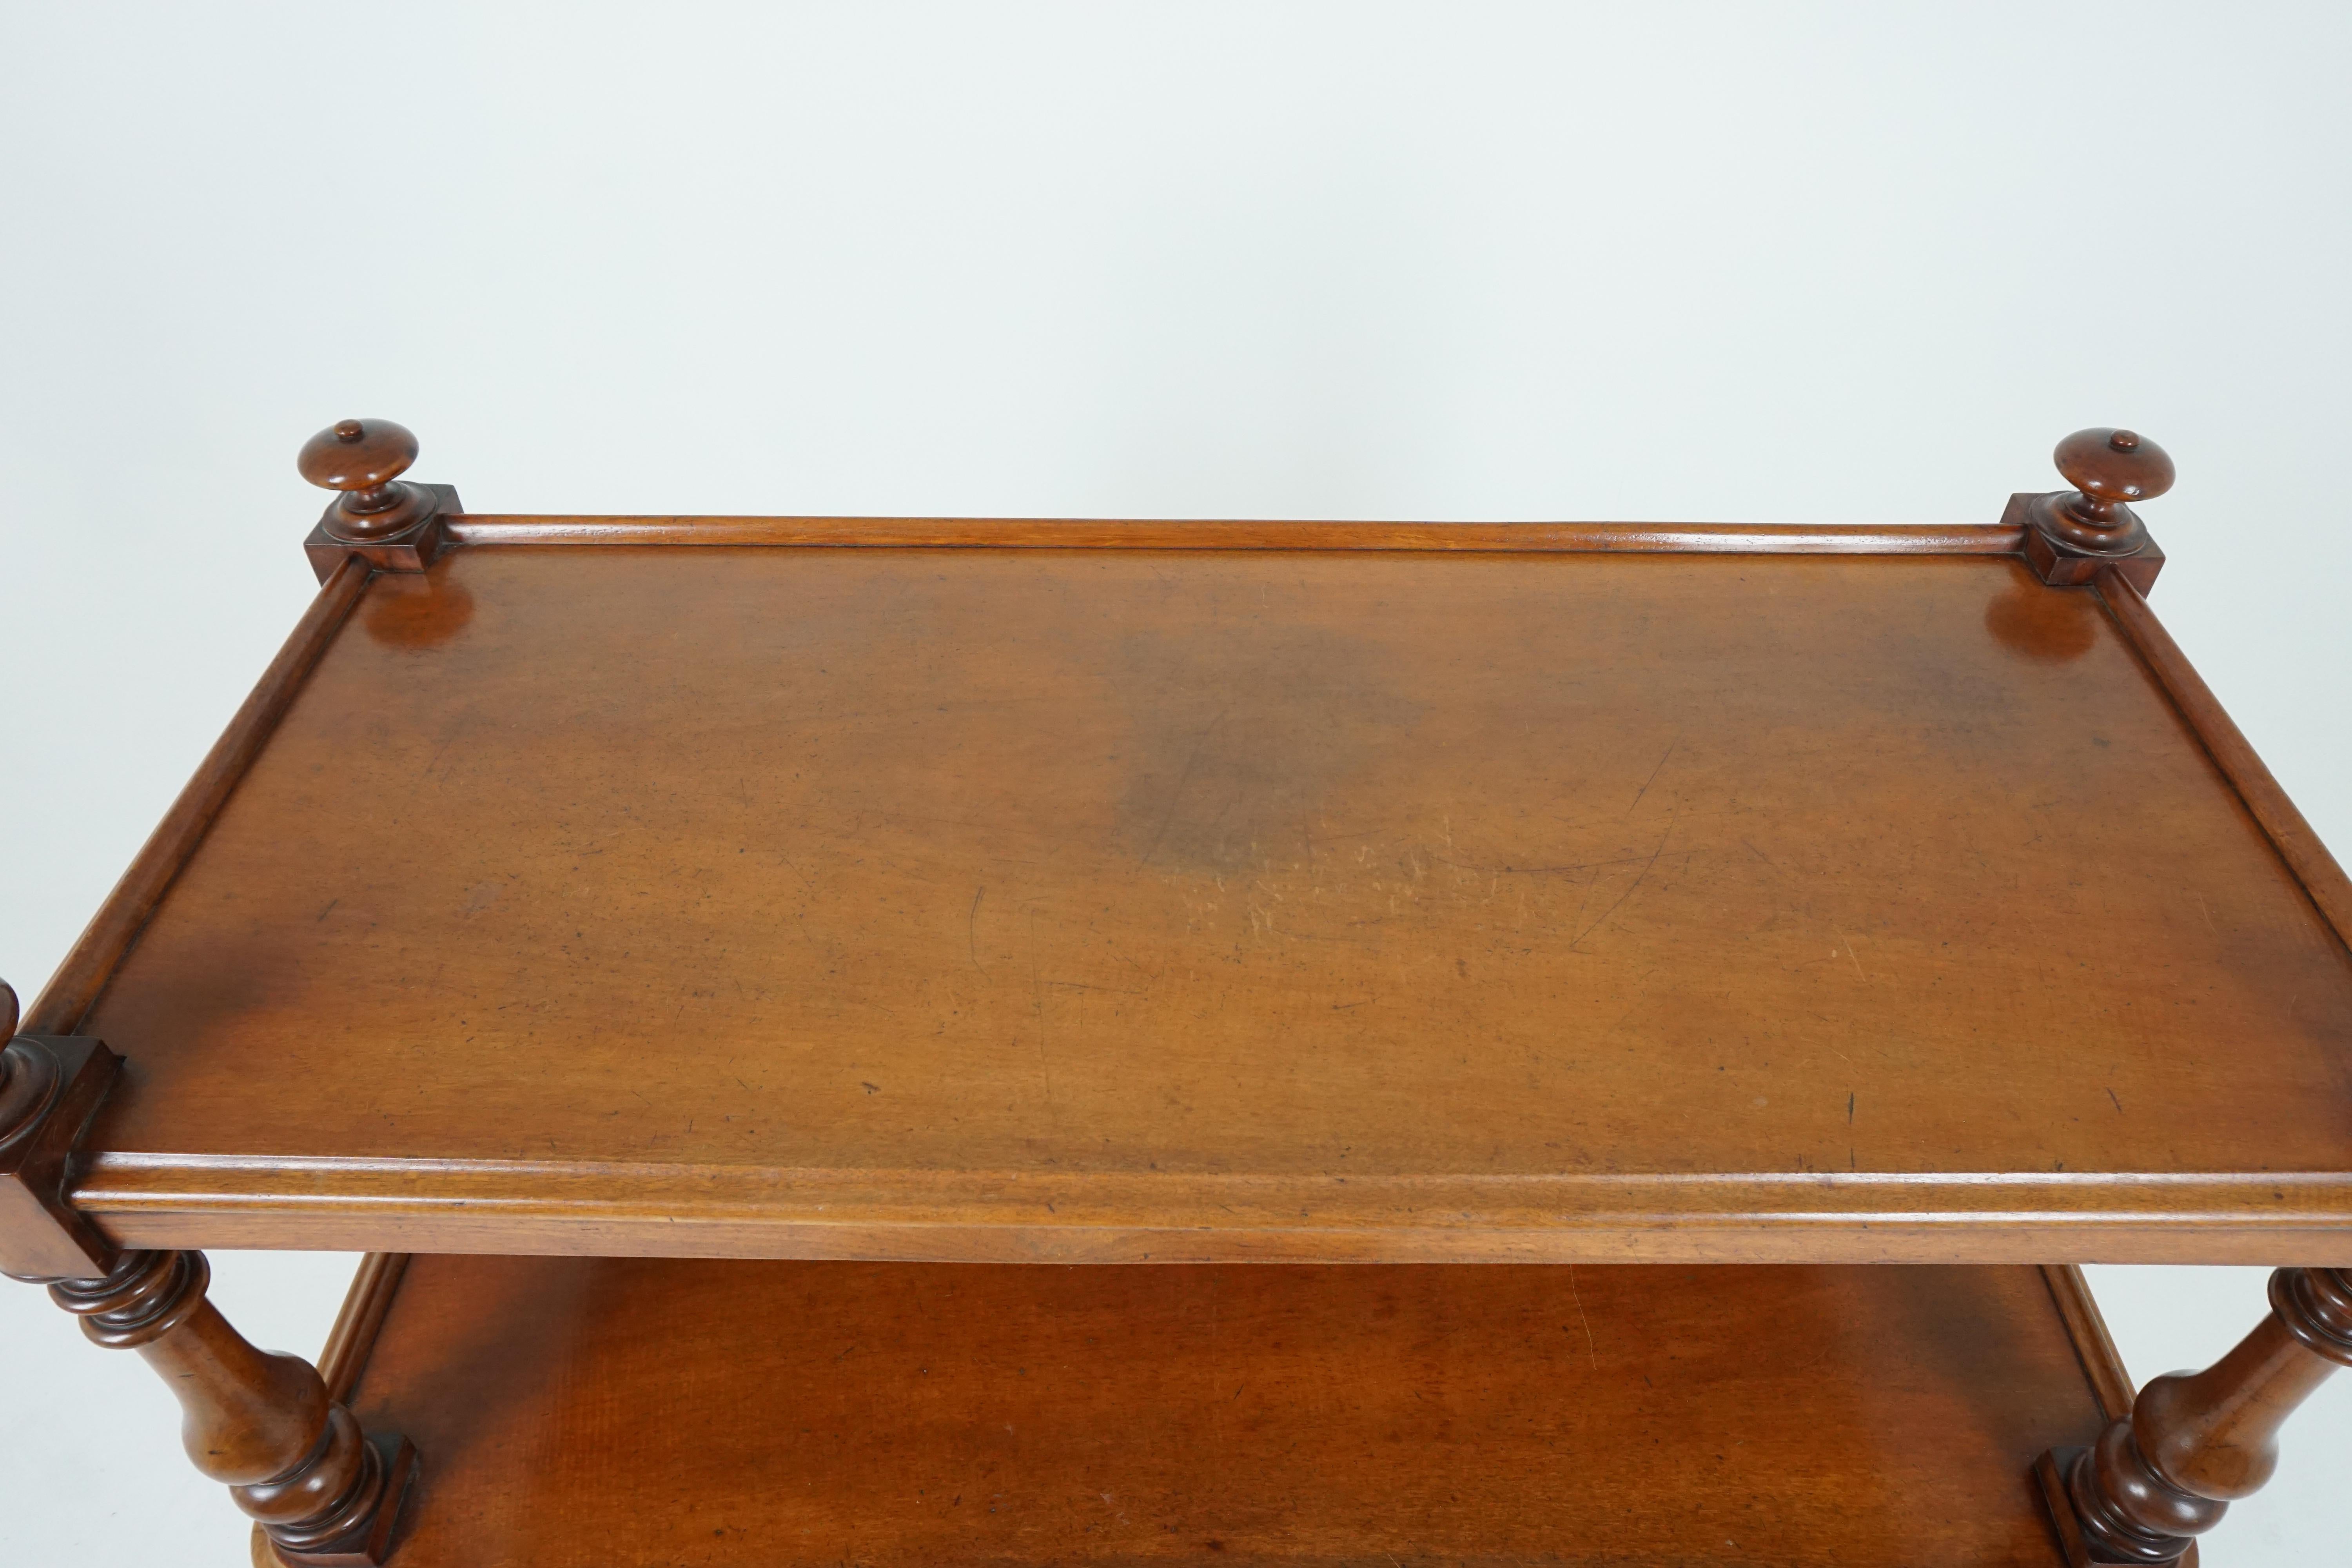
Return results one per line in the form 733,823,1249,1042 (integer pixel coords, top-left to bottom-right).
309,1258,2123,1567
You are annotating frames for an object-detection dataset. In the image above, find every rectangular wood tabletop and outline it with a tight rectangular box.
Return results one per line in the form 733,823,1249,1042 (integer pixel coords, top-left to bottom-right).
44,537,2352,1262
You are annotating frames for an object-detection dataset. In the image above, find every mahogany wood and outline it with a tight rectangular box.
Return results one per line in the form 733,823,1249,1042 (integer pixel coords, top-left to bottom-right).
5,419,2343,1566
2050,1267,2352,1564
30,1248,414,1565
303,485,463,583
296,419,454,580
0,977,121,1276
2056,429,2176,515
320,1254,411,1401
58,548,2352,1263
2021,429,2173,591
23,557,372,1036
2043,1264,2137,1423
444,515,2033,552
2096,566,2352,952
297,419,425,524
2036,1457,2212,1568
336,1256,2108,1567
245,1256,417,1568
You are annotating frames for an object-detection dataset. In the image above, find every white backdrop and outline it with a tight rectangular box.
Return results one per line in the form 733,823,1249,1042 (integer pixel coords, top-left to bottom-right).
2,4,2347,1563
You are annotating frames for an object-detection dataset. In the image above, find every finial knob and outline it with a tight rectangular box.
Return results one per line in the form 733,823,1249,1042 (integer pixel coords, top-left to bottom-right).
2020,427,2172,589
2051,427,2176,528
297,417,439,541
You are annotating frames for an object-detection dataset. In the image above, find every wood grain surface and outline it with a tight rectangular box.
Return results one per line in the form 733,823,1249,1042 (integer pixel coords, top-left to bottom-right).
443,514,2028,553
342,1256,2102,1568
65,547,2352,1261
2096,567,2352,950
2041,1264,2136,1422
319,1253,411,1402
24,556,370,1036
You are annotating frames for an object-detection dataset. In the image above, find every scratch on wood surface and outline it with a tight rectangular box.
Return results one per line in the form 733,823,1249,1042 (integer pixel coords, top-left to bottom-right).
420,711,478,788
1139,705,1228,868
1445,851,1666,879
1833,926,1867,981
1030,908,1056,1125
1627,737,1679,816
968,886,987,972
1569,817,1675,951
1567,1263,1599,1370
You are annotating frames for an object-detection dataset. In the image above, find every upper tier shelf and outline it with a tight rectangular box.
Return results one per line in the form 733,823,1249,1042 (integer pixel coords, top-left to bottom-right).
36,514,2352,1264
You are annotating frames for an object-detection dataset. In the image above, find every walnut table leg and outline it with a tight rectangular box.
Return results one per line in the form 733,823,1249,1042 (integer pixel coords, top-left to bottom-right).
2043,1267,2352,1565
15,1248,419,1566
0,982,419,1564
21,1248,418,1566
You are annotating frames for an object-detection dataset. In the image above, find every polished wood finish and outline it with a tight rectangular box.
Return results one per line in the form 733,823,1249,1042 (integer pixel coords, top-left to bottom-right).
2050,1267,2352,1564
298,419,457,581
2021,428,2173,591
2034,1451,2199,1568
31,1248,413,1565
298,419,425,526
0,980,122,1276
2043,1264,2137,1423
24,557,372,1036
2046,428,2175,533
10,421,2348,1565
2096,566,2352,950
329,1256,2104,1568
445,514,2033,553
320,1254,411,1401
303,485,462,583
0,1033,120,1276
246,1255,418,1567
61,547,2352,1262
300,417,437,538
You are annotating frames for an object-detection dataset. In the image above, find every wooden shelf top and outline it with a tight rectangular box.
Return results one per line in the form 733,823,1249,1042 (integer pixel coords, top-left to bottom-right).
48,532,2352,1261
332,1256,2115,1568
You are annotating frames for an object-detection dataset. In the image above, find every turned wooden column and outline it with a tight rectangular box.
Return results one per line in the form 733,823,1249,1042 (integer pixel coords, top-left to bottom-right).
0,982,416,1566
2049,1267,2352,1565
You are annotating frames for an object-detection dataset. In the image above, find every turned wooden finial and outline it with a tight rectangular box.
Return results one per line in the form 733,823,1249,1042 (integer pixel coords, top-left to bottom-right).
298,416,463,582
2034,428,2175,548
0,979,61,1158
298,417,442,542
2019,427,2174,591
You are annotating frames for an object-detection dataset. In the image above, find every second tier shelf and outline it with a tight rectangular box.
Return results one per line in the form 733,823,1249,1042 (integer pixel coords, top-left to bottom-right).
319,1256,2123,1568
